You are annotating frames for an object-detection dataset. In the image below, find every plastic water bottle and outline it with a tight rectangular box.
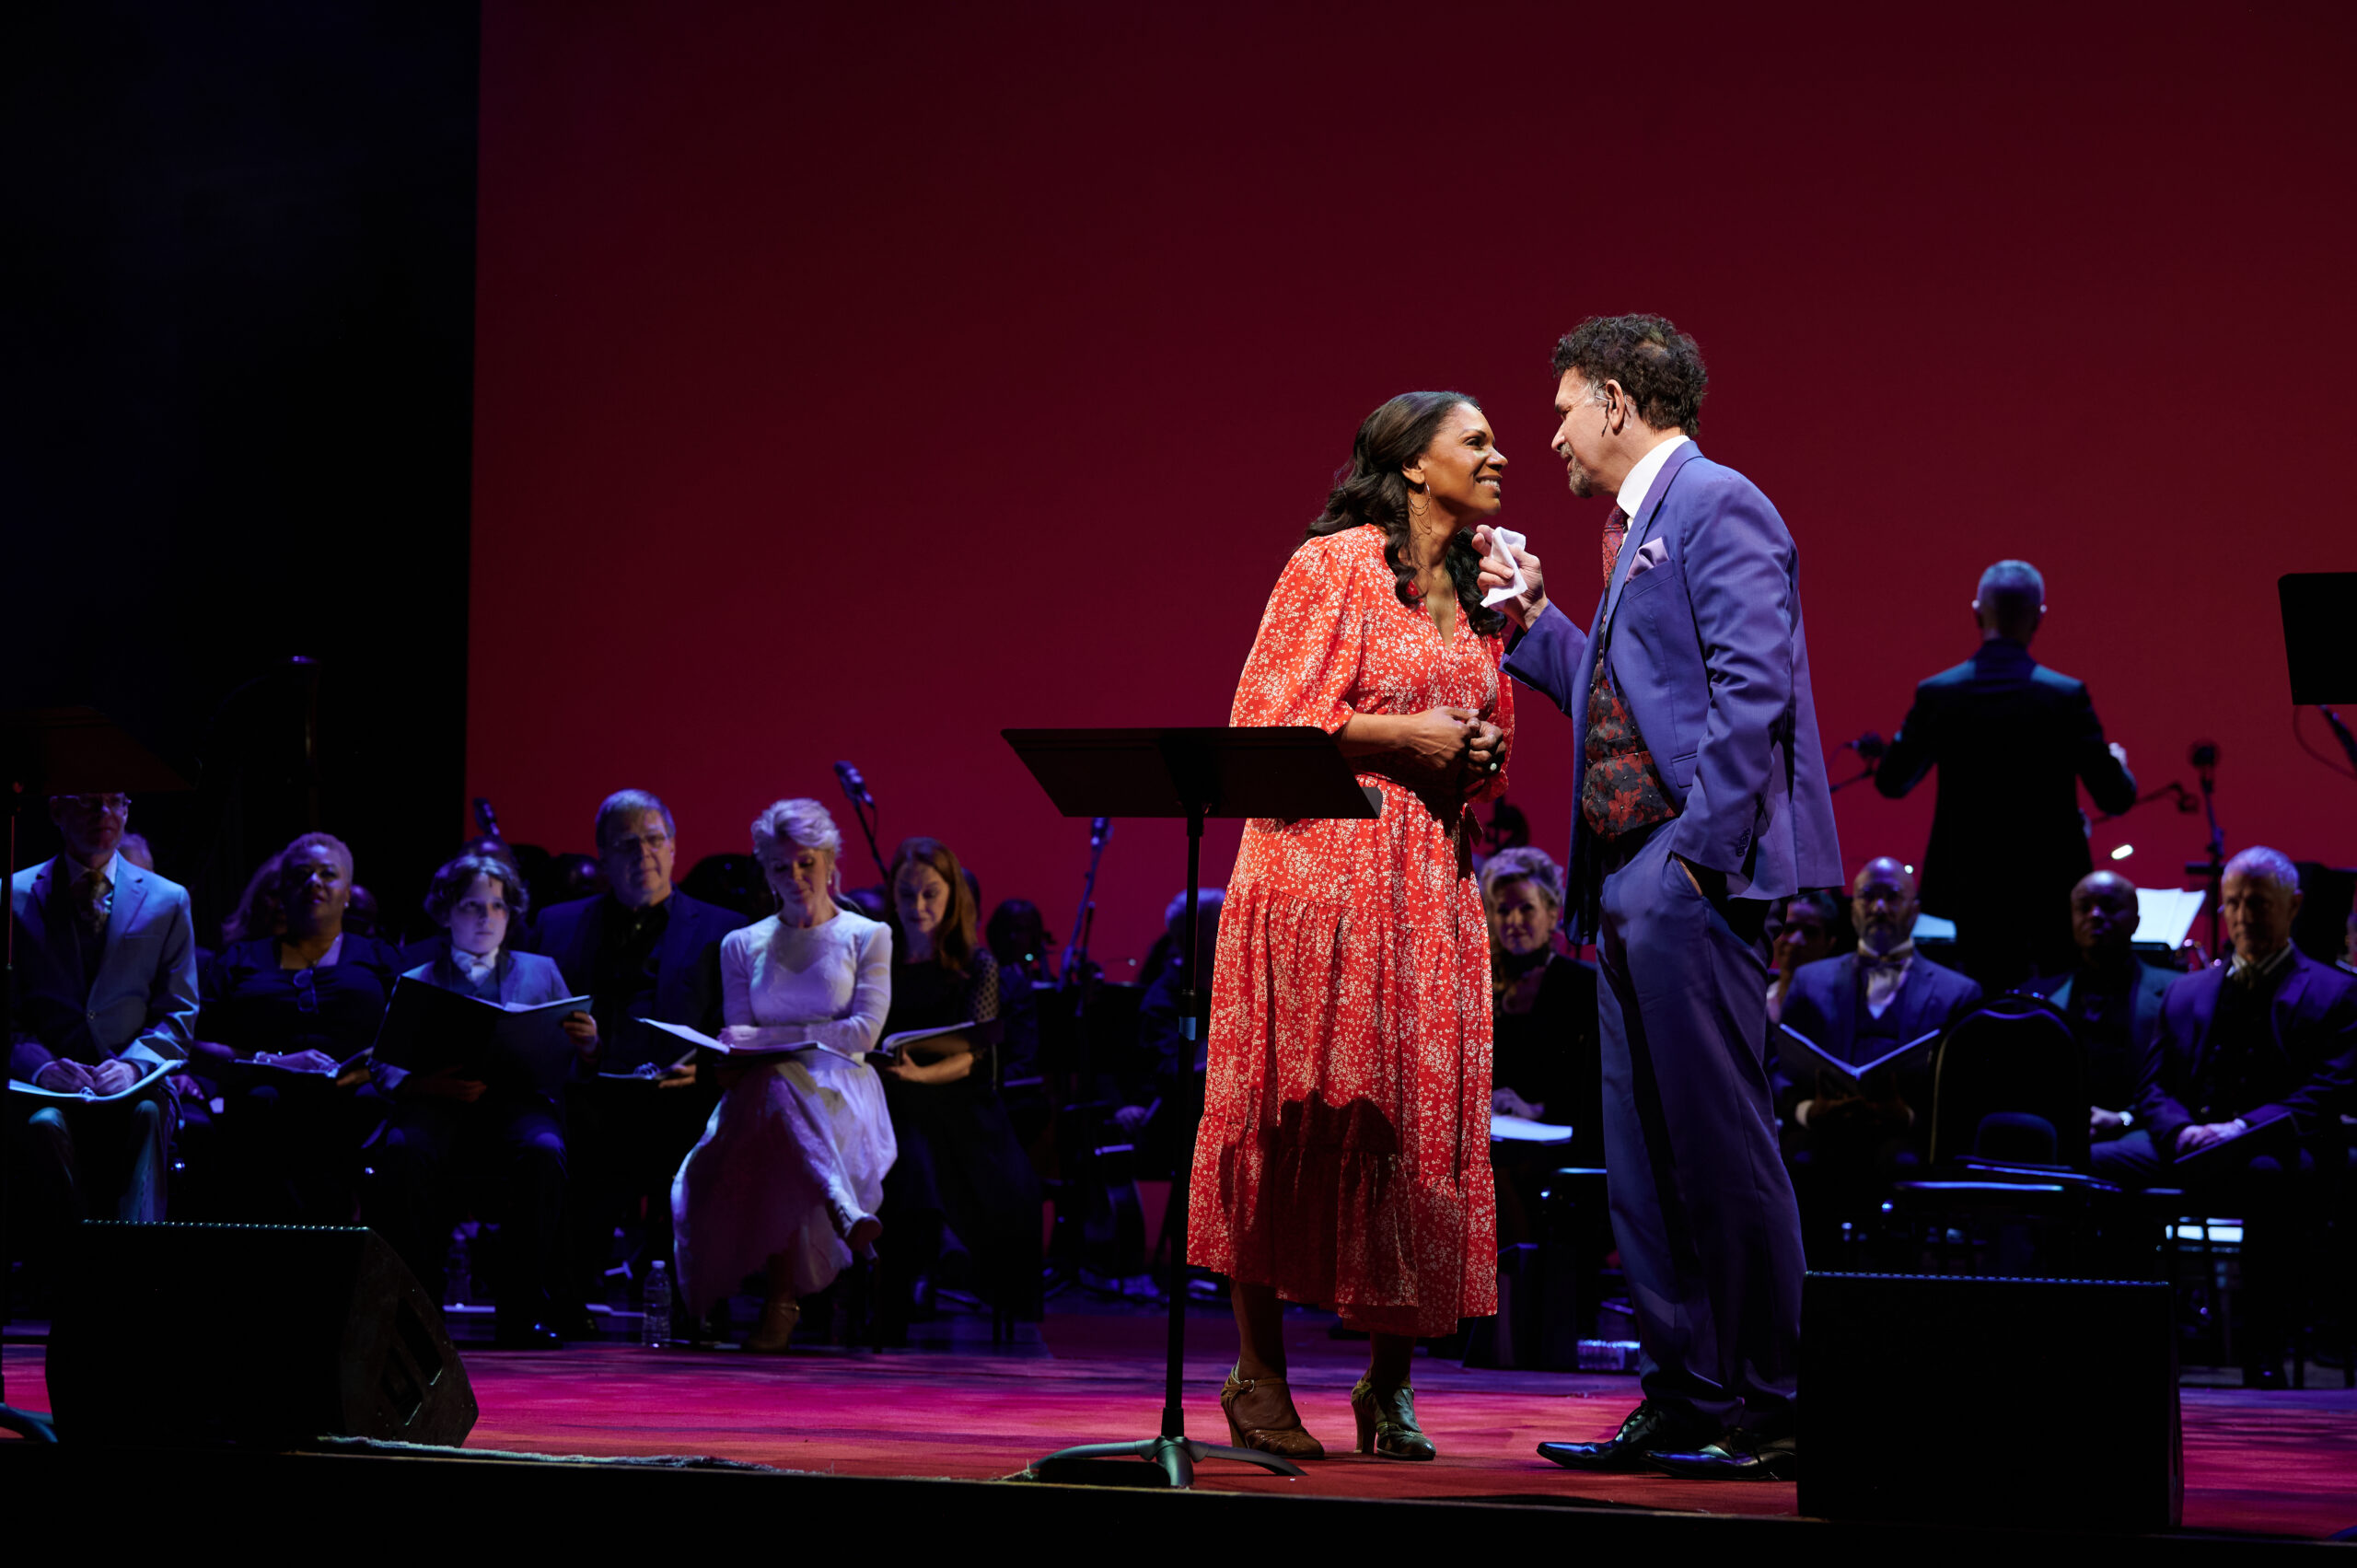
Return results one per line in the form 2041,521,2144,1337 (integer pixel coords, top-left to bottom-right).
641,1261,671,1348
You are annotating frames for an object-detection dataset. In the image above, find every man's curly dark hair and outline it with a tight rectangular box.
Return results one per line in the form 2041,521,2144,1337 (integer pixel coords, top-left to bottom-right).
1550,314,1707,436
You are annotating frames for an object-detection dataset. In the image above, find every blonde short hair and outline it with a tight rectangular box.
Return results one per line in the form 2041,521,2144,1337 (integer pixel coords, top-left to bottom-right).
751,798,842,860
1481,845,1563,910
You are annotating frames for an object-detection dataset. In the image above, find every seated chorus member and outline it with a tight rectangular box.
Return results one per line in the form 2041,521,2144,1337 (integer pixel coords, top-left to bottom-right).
878,836,1043,1328
1775,857,1980,1257
2026,870,2177,1144
2095,847,2357,1387
537,788,746,1332
195,832,405,1223
9,790,197,1285
673,800,892,1352
372,851,593,1349
1482,846,1602,1160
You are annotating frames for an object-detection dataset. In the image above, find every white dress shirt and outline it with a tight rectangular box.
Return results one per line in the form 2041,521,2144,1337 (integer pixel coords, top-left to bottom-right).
1616,434,1692,531
1859,939,1917,1019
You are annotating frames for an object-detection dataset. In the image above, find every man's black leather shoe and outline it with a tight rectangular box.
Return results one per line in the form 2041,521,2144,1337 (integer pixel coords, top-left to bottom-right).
493,1320,565,1351
1537,1401,1723,1472
1647,1428,1797,1481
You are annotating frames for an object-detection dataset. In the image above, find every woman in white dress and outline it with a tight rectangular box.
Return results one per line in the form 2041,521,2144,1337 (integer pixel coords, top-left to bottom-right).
671,798,893,1351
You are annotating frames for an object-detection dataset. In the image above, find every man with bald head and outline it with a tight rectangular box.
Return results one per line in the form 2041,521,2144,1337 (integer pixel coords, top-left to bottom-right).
2027,870,2178,1144
2096,848,2356,1385
1775,858,1982,1244
1874,560,2136,989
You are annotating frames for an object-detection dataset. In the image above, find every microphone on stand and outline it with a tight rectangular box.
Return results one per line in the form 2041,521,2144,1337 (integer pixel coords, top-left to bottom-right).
1088,816,1110,850
832,761,888,883
833,761,874,807
2188,738,2220,776
471,796,501,840
2318,707,2357,773
1830,731,1887,792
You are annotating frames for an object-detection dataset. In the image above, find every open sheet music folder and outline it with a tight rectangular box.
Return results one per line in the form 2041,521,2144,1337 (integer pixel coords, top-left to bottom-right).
615,1016,975,1075
1776,1022,1943,1087
373,978,590,1098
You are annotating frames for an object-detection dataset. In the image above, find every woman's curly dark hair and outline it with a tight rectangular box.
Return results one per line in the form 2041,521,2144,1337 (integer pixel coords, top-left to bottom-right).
1303,391,1504,639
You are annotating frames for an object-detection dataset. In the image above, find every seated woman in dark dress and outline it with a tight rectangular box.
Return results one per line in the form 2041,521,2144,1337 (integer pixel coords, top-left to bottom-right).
1482,848,1603,1245
193,832,407,1222
877,836,1042,1327
369,851,596,1347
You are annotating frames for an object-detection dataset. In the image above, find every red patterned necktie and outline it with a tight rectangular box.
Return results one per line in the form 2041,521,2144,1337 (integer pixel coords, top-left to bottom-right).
1600,506,1630,587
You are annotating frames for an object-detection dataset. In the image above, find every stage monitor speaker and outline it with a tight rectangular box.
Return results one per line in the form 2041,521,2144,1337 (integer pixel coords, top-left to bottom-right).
47,1222,477,1448
1800,1272,2179,1532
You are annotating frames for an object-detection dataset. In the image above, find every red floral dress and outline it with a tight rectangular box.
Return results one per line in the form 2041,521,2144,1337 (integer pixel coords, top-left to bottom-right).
1188,524,1510,1336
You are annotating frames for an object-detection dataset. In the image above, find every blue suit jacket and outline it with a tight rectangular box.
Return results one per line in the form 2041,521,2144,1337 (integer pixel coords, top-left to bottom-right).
1503,442,1841,934
401,941,575,1008
2132,950,2357,1155
1775,949,1984,1131
10,854,200,1079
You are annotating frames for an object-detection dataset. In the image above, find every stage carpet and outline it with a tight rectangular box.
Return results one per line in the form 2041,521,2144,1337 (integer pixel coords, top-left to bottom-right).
7,1312,2351,1538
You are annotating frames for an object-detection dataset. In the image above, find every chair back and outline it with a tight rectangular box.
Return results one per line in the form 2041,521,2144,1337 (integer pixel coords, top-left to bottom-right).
1927,993,2088,1168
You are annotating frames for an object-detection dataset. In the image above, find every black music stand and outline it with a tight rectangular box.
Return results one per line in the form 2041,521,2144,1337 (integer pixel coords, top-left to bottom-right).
2,708,192,1442
1004,726,1377,1489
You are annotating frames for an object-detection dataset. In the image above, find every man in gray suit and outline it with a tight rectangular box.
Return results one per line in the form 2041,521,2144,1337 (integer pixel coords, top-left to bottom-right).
9,790,199,1269
1478,315,1841,1480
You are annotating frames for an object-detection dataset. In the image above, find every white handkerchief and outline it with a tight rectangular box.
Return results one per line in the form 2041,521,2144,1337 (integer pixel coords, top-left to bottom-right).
1480,527,1528,609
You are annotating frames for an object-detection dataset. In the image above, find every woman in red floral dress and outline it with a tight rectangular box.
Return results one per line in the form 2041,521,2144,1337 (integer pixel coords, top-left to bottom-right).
1190,390,1514,1462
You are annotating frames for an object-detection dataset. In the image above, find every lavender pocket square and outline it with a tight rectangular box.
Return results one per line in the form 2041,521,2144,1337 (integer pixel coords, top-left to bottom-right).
1627,538,1670,578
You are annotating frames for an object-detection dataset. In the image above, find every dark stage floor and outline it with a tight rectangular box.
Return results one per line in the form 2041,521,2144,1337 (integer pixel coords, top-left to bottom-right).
8,1302,2351,1539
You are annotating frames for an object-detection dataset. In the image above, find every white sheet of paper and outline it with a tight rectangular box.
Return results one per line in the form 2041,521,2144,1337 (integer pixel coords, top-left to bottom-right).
1490,1111,1573,1144
2134,887,2207,949
1479,527,1528,608
9,1058,176,1104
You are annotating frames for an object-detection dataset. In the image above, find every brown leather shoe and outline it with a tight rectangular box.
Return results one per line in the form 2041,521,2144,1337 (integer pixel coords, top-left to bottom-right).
1350,1376,1436,1460
1221,1369,1326,1460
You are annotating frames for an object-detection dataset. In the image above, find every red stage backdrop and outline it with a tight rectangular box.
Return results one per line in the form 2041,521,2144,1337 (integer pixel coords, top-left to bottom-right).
470,3,2355,967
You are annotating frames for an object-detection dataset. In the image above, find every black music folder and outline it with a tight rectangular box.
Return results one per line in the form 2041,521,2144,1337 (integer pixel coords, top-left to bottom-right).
1777,1023,1942,1092
373,977,589,1098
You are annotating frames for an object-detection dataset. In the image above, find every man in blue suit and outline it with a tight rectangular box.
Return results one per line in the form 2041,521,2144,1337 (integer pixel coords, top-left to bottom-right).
1478,315,1840,1480
537,788,746,1331
9,791,199,1275
2095,848,2356,1386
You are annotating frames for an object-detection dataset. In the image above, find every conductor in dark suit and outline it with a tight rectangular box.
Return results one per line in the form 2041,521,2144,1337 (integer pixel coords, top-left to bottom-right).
2025,870,2177,1146
1873,560,2136,989
2094,848,2357,1385
538,788,747,1330
1777,857,1982,1251
1479,315,1841,1479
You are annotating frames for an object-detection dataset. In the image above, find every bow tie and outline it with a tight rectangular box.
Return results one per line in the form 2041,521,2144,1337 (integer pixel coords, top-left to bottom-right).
1859,944,1914,974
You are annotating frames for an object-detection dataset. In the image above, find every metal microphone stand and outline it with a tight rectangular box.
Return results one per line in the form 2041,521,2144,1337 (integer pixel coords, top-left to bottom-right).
2181,744,2225,960
832,761,888,885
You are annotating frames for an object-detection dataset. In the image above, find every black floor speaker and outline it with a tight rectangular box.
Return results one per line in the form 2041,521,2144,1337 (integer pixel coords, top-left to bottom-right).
1800,1272,2179,1532
47,1222,477,1448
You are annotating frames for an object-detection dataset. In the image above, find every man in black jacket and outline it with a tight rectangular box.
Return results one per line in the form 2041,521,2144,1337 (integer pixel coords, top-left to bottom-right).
539,788,747,1333
2095,848,2357,1386
1874,560,2135,989
2026,870,2178,1149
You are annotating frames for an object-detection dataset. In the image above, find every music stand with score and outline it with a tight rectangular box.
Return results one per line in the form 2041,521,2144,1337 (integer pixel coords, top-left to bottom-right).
1003,726,1377,1489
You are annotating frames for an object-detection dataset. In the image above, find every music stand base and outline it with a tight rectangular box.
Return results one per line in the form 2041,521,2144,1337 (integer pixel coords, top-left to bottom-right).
1032,1434,1305,1488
